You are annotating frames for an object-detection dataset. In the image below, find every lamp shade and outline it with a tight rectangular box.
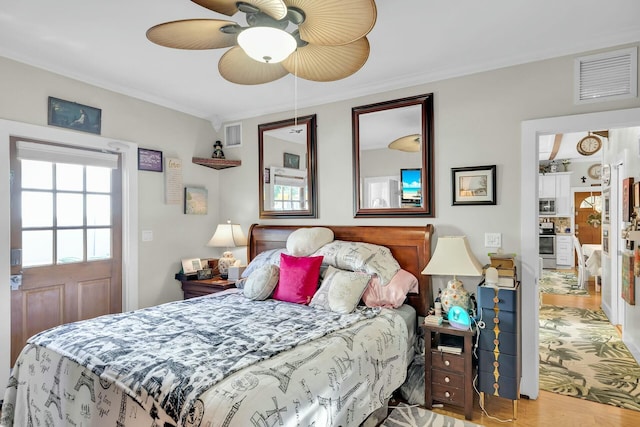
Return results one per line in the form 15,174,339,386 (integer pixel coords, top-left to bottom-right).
207,222,246,248
237,27,297,64
421,236,483,277
422,236,482,314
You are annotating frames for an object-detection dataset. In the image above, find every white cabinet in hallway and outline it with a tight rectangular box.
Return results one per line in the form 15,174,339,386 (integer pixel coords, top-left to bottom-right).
538,172,572,216
556,235,574,267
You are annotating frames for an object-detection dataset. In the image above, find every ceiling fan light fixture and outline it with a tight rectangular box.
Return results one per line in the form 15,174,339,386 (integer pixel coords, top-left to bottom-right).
237,27,296,63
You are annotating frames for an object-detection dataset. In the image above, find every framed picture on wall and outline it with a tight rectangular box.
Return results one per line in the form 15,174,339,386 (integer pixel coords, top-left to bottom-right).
184,187,208,215
283,152,300,169
47,96,102,134
621,252,635,305
602,188,610,224
451,165,497,205
138,148,163,172
623,177,634,222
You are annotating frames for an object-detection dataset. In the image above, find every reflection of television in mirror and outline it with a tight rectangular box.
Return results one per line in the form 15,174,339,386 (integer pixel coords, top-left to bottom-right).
400,168,421,205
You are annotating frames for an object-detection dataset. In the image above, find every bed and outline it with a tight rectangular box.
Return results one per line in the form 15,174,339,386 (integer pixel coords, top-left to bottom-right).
1,224,433,427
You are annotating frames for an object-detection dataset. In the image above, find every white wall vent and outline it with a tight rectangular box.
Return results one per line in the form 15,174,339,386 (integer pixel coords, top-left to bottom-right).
574,47,637,104
224,122,242,148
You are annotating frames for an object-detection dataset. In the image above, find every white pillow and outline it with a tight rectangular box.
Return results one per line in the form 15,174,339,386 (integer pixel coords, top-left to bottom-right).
243,264,279,300
312,240,400,285
310,266,371,314
286,227,335,256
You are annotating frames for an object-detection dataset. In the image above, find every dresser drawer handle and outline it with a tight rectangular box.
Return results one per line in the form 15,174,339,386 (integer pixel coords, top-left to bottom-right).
493,339,500,345
493,297,500,303
493,318,500,324
444,376,450,383
444,360,450,366
444,391,451,398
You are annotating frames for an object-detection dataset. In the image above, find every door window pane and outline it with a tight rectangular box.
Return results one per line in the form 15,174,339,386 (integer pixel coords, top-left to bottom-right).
56,163,84,191
87,195,111,226
22,230,53,267
86,166,111,193
57,193,84,227
57,229,84,264
87,228,111,260
21,160,52,190
22,192,53,227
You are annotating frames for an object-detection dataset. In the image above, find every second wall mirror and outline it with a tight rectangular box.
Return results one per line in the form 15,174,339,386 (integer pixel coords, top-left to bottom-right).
352,94,434,217
259,114,317,218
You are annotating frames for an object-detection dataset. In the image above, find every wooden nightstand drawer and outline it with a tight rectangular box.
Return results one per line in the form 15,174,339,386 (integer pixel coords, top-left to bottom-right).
430,350,465,372
431,368,464,389
431,382,465,406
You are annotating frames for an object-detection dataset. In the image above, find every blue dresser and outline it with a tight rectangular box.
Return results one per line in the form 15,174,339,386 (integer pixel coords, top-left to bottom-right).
477,283,521,418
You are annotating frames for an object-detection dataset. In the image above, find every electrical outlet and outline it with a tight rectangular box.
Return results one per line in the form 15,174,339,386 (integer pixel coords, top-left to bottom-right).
484,232,502,248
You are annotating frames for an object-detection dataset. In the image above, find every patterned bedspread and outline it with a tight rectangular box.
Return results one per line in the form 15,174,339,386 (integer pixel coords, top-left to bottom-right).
2,291,410,426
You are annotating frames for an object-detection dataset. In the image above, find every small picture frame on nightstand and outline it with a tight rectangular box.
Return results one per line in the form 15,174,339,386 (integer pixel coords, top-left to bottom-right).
197,268,213,280
181,258,202,275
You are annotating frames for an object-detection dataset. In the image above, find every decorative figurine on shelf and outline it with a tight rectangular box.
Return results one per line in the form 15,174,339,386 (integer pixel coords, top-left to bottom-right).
212,140,225,159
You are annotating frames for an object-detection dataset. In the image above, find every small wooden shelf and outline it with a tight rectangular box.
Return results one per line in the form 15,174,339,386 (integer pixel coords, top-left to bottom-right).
192,156,241,170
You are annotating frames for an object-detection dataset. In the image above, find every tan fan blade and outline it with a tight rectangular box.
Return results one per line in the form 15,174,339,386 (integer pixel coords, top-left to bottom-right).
192,0,287,20
285,0,376,45
147,19,237,49
388,134,421,152
282,37,369,82
219,46,289,84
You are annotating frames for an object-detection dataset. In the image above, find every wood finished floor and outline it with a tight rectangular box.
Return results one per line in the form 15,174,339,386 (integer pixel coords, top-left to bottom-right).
427,274,640,426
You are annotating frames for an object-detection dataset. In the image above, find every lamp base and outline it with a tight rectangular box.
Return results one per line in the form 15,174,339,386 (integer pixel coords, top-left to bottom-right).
217,251,236,279
441,278,471,314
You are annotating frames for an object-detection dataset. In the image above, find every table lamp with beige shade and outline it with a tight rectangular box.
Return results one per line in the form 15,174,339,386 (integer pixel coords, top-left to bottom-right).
207,220,246,279
421,236,484,314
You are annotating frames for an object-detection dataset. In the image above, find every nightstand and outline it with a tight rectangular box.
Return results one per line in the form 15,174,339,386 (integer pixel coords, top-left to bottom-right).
178,277,235,299
423,322,476,420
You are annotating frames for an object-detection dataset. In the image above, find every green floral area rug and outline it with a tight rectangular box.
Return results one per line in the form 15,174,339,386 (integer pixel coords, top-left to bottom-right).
539,304,640,411
539,270,590,296
381,403,484,427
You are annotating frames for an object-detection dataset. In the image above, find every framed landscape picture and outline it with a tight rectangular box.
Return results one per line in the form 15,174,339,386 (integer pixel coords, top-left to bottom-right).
47,96,101,134
184,187,208,215
451,165,497,205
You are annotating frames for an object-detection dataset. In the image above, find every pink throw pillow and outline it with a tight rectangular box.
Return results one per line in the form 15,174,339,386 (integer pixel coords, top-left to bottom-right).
362,269,419,308
272,253,324,304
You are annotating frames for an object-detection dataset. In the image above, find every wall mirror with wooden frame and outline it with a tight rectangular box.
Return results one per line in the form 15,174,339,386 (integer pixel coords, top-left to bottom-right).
352,94,434,217
259,114,317,218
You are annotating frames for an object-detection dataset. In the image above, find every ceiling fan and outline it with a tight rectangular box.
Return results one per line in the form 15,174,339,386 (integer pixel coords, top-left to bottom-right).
388,134,421,152
146,0,377,85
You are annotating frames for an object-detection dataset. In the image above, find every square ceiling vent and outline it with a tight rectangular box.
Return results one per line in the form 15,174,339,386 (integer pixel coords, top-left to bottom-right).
574,47,637,104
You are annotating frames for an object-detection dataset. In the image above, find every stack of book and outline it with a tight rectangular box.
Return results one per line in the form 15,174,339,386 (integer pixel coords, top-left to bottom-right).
437,334,463,354
424,315,443,326
483,253,517,287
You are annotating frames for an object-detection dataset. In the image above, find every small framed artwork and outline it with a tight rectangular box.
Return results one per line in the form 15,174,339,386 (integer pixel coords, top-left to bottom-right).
184,187,208,215
451,165,497,206
634,181,640,208
181,258,202,275
623,177,634,222
264,167,270,184
602,224,610,255
47,96,102,134
400,168,422,206
621,252,635,305
138,148,163,172
603,188,610,224
283,152,300,169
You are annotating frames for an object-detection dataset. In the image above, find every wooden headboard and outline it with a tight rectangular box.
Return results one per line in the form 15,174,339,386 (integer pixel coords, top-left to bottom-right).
247,224,434,316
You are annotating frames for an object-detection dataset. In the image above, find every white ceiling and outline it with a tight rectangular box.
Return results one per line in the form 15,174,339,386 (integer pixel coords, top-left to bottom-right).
538,132,605,163
1,0,639,125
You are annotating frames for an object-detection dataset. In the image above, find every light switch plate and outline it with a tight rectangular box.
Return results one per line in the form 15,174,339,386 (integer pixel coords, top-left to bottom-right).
141,230,153,242
485,232,502,248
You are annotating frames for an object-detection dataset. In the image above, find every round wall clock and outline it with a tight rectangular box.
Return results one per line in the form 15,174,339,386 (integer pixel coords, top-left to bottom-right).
576,133,602,156
588,163,602,180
